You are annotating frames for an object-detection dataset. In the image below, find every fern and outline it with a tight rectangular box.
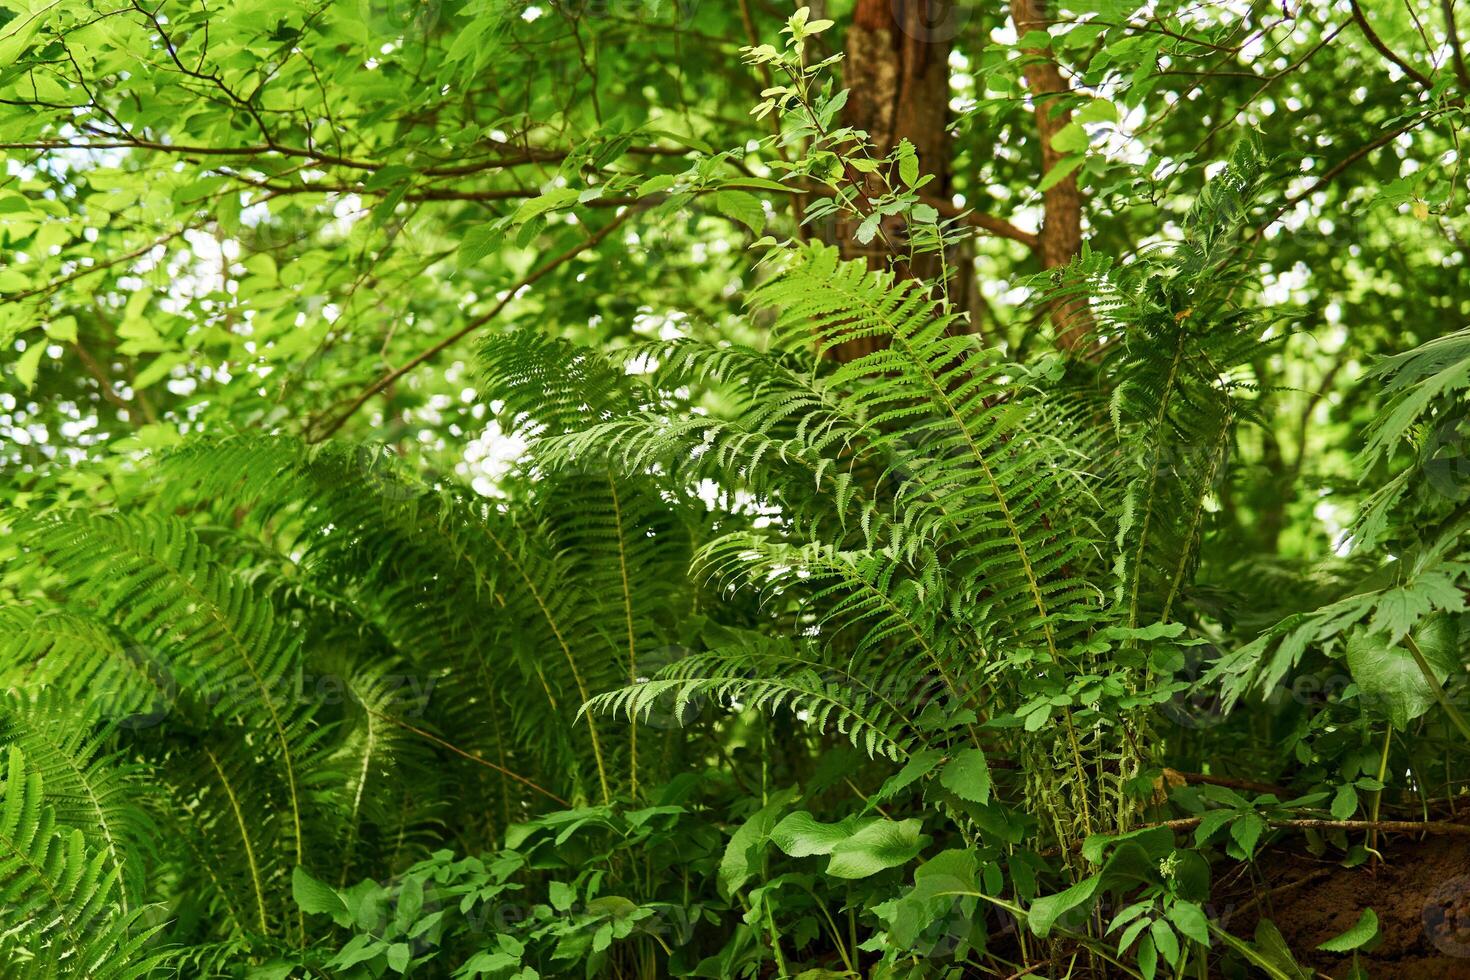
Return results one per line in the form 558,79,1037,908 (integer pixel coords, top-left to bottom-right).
0,746,169,979
0,694,155,918
1036,137,1279,627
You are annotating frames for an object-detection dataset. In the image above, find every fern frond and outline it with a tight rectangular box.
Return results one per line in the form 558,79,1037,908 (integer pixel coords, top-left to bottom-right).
0,693,155,917
0,747,169,978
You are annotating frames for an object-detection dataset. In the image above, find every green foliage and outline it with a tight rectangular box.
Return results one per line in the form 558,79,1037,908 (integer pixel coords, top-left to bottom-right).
2,0,1469,976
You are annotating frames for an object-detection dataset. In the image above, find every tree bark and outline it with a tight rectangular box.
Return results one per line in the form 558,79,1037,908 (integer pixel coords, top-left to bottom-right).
832,0,955,360
1011,0,1093,351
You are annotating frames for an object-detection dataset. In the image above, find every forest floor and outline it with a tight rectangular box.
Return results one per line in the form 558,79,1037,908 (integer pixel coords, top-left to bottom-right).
1223,833,1470,978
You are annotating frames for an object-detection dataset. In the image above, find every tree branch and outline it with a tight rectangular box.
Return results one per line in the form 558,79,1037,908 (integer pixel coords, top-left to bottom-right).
306,210,635,442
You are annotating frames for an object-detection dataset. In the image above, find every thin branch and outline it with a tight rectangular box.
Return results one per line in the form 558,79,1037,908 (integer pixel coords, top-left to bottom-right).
1,231,182,302
1443,0,1470,87
1351,0,1435,88
1152,815,1470,836
307,210,634,441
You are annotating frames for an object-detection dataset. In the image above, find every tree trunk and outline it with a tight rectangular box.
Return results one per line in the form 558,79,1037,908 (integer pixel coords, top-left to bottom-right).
1011,0,1094,351
833,0,954,360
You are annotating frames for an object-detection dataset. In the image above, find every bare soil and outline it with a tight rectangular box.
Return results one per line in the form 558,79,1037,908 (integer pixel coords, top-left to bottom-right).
1228,834,1470,978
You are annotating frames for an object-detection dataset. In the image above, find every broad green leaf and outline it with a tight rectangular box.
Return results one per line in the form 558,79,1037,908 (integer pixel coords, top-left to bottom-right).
718,787,796,896
459,951,521,976
1150,919,1180,966
825,817,928,879
14,342,44,390
876,849,979,948
1051,122,1089,154
871,748,944,806
386,942,411,972
771,811,871,857
1167,901,1210,945
1331,784,1358,820
1074,98,1119,123
1230,812,1266,858
293,866,349,925
512,187,581,225
1028,874,1102,937
1346,619,1458,729
0,0,51,64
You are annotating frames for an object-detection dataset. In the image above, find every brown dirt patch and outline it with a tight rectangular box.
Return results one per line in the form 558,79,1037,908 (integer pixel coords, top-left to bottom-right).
1228,835,1470,978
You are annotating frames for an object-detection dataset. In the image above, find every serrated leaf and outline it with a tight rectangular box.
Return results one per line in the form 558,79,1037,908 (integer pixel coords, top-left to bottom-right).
512,187,580,225
871,748,944,806
939,748,991,804
897,139,920,188
1151,919,1180,966
1331,784,1358,821
714,190,765,234
1230,812,1266,858
1346,619,1458,729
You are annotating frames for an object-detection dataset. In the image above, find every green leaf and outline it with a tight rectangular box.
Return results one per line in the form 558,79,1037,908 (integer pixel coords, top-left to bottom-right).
0,1,50,64
394,875,425,933
1150,919,1180,966
1230,812,1266,859
1167,901,1210,945
714,190,765,234
14,342,44,390
460,224,508,267
459,951,521,976
1346,621,1458,729
1039,154,1085,192
1051,122,1090,154
1317,908,1379,952
386,942,411,972
1193,808,1235,845
1331,784,1358,821
512,187,581,225
771,811,871,857
1137,933,1158,980
718,787,796,896
43,316,77,344
1029,874,1102,937
897,138,920,188
1074,98,1119,124
824,817,928,879
876,849,979,948
332,934,388,969
293,866,350,925
939,748,992,804
871,748,944,806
